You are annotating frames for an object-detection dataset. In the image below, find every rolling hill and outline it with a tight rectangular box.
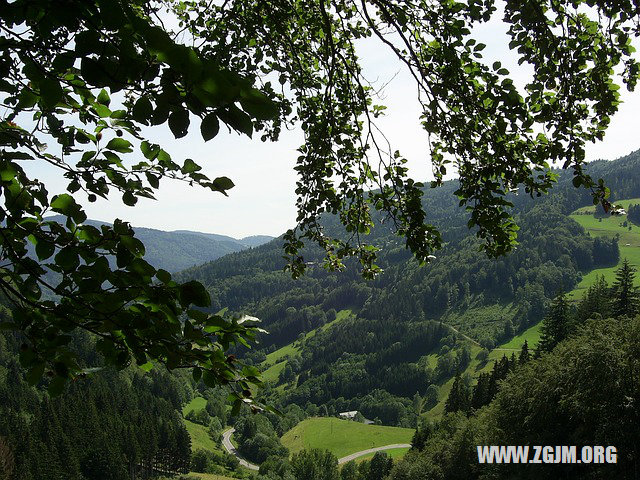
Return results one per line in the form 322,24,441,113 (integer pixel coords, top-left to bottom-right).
280,418,414,459
42,215,274,272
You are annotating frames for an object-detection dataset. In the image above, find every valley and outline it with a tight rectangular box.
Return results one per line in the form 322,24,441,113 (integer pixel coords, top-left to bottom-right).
168,152,640,478
3,152,640,480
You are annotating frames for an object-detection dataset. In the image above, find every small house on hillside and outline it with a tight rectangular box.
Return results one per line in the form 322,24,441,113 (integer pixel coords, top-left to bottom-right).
338,410,374,424
338,410,358,420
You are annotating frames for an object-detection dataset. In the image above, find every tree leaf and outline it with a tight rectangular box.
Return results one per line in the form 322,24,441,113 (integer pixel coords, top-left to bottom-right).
106,137,133,153
200,113,220,141
35,239,56,261
97,88,111,106
55,247,80,272
51,193,87,223
219,105,253,137
180,281,210,307
212,176,234,192
181,158,201,174
39,78,63,109
133,96,153,124
168,108,190,138
239,88,279,120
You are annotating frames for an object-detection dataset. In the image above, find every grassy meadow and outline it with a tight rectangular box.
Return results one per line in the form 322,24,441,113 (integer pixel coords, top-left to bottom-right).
569,199,640,299
281,417,413,459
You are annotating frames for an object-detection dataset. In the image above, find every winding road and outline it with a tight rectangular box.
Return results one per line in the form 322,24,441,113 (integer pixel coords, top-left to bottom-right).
336,444,412,464
222,428,259,471
221,428,411,470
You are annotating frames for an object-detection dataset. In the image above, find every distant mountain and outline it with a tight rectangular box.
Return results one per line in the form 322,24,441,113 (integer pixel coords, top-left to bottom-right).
172,230,274,249
44,216,274,272
240,235,277,248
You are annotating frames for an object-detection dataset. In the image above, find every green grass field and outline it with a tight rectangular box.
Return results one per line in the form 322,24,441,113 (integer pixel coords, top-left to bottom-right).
185,420,218,452
569,201,640,299
261,360,287,382
281,417,414,459
183,396,207,417
497,322,541,350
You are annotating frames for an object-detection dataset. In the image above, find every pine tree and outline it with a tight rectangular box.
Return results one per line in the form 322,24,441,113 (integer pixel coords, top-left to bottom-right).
538,292,573,353
470,373,491,410
445,372,470,414
576,275,611,321
519,340,531,365
611,259,640,319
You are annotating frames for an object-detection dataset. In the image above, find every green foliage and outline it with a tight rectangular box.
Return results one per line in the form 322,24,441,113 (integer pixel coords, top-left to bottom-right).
0,330,192,479
444,372,470,415
0,1,284,401
190,449,239,476
290,449,339,480
169,0,639,278
391,311,640,479
537,292,573,354
611,258,640,318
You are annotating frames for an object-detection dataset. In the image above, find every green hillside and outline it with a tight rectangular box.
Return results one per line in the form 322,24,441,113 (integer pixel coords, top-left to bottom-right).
183,396,208,417
177,151,640,432
262,309,353,370
569,200,640,298
281,418,413,459
185,420,219,452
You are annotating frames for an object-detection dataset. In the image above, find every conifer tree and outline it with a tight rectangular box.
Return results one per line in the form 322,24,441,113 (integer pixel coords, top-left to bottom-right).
445,372,471,414
611,259,640,319
576,275,611,321
519,340,531,365
470,373,491,410
538,292,573,353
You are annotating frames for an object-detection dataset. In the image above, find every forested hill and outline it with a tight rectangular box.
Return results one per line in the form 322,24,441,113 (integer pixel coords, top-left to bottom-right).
182,150,640,339
176,150,640,426
42,216,274,272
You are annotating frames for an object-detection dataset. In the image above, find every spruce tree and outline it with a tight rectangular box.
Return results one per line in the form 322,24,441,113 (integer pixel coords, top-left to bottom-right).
576,275,611,321
519,340,531,365
538,292,573,353
611,259,640,319
445,372,470,414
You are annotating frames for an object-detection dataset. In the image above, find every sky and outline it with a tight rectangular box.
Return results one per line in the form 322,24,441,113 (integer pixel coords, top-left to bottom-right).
32,8,640,239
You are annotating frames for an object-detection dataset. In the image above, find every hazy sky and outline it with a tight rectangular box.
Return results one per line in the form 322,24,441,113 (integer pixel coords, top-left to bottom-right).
34,10,640,239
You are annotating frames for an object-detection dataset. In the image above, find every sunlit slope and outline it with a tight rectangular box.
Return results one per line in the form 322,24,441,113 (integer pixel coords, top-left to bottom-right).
281,417,413,459
261,309,353,382
570,198,640,298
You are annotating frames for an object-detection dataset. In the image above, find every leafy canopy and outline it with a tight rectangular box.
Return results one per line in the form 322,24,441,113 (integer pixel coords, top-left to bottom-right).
1,0,639,397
